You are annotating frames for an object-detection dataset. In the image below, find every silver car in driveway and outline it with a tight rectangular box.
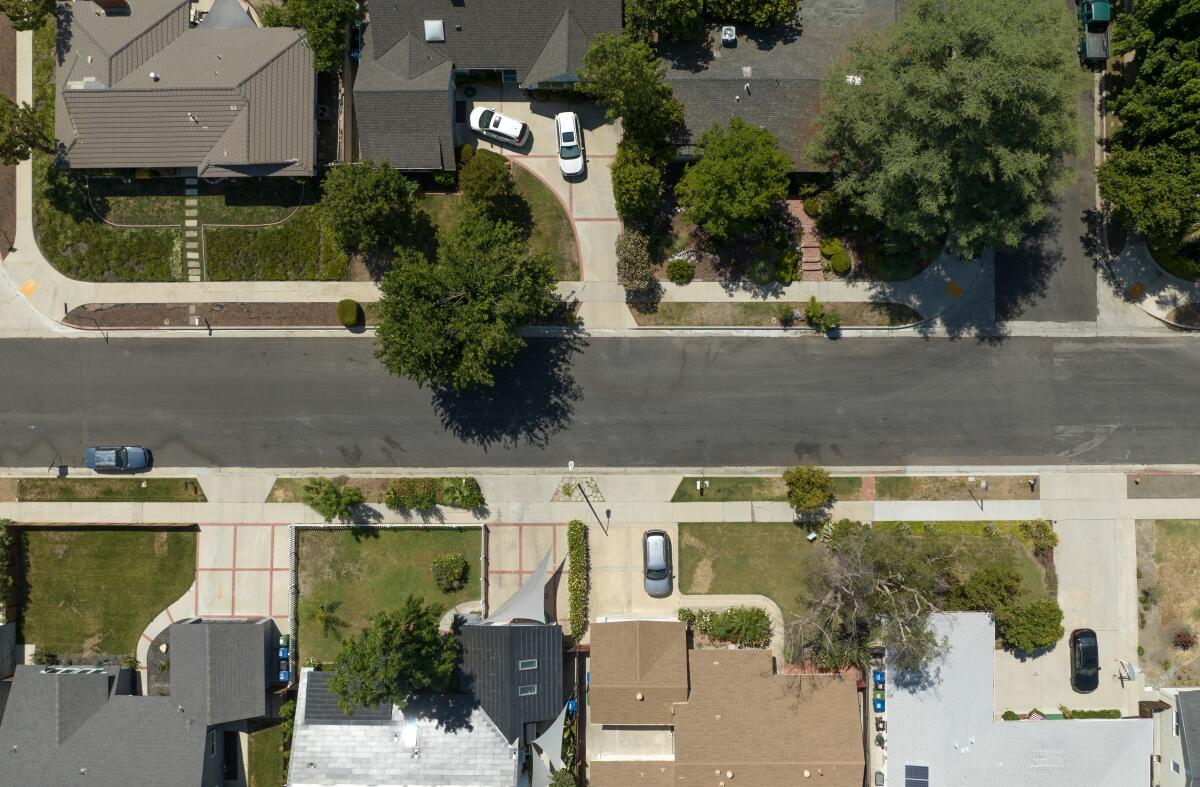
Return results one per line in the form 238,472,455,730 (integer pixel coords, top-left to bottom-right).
643,529,672,598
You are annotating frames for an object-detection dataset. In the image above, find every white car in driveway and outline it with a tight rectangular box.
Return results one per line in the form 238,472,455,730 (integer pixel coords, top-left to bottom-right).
469,106,527,145
554,111,585,176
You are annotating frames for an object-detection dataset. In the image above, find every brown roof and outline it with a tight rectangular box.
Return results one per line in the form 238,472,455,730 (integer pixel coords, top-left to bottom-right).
588,621,689,726
588,761,675,787
672,650,864,787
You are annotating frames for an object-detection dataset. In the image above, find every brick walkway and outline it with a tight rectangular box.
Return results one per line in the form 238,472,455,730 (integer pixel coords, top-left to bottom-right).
788,199,824,282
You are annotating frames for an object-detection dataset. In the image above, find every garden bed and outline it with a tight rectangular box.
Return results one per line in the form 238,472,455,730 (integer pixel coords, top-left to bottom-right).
15,477,206,502
1136,520,1200,684
268,476,481,505
65,302,375,329
629,301,921,327
873,475,1039,501
296,527,482,663
205,206,347,281
670,476,862,503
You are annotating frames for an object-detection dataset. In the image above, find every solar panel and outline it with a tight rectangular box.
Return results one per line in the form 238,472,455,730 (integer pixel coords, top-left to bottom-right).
905,764,930,787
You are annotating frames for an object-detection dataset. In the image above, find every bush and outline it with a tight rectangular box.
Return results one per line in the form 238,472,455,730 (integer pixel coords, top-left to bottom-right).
1019,520,1058,558
460,150,517,206
803,295,841,333
677,607,697,626
431,553,470,592
384,478,440,511
1173,628,1197,650
31,647,59,665
802,190,833,218
819,237,843,258
0,519,13,603
319,161,420,252
616,228,654,290
666,257,695,284
828,250,852,276
1060,707,1122,720
440,477,485,509
431,170,457,188
457,143,475,169
1000,598,1064,653
782,465,834,514
1001,710,1020,721
947,566,1024,613
708,607,772,647
336,298,363,328
612,142,664,227
302,477,366,523
567,519,589,637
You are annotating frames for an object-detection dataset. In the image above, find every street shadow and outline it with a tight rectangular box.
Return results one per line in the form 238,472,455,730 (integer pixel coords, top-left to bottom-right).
431,330,585,450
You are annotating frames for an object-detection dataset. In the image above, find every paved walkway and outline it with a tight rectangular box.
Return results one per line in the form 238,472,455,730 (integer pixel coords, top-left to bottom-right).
1105,235,1200,327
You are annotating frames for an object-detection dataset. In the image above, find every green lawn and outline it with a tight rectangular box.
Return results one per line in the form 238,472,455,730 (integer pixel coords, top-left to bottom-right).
205,206,347,281
88,177,308,228
247,723,288,787
297,527,482,663
88,178,188,226
18,478,206,503
21,529,196,658
420,168,580,280
671,476,862,503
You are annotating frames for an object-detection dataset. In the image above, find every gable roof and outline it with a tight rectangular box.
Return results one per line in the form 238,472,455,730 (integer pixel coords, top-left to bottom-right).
169,618,270,726
56,0,315,175
460,622,564,745
588,621,689,725
886,613,1152,787
1177,690,1200,786
662,0,902,171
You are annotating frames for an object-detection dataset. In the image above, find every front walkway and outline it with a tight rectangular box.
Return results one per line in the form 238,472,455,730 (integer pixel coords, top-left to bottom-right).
1106,235,1200,327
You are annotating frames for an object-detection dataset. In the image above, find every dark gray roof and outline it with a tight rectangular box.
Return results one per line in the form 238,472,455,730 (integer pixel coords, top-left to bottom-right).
57,0,315,175
169,618,271,726
662,0,902,171
353,0,619,170
303,670,393,725
1179,690,1200,786
459,623,563,746
199,0,255,30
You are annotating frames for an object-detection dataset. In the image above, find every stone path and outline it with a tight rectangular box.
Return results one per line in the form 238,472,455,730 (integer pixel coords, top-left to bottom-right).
183,177,201,282
788,199,824,282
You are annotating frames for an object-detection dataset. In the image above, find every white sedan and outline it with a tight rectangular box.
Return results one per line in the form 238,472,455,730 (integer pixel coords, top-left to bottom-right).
554,111,585,176
469,107,528,145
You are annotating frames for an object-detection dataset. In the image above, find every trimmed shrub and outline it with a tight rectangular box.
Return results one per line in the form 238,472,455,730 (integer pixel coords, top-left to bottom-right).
1060,707,1122,720
677,607,697,626
708,607,772,647
1000,598,1064,653
782,465,834,514
302,477,366,523
440,477,486,509
819,237,843,258
0,519,13,604
616,228,653,290
612,142,664,227
803,295,841,333
336,298,363,328
1001,710,1020,721
828,250,852,275
384,478,440,511
457,143,476,169
1019,520,1058,558
666,257,695,284
567,519,589,638
431,553,470,592
31,647,59,666
1173,628,1197,650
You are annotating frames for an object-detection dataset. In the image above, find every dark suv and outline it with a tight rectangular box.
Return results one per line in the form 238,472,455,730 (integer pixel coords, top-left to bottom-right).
1070,628,1099,693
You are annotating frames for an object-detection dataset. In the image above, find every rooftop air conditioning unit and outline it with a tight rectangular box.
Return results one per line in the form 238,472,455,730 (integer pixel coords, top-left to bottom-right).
721,26,736,46
424,19,445,42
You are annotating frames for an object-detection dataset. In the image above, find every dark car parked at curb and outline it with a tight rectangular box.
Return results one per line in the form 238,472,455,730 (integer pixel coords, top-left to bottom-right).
1070,628,1100,693
643,529,673,598
86,446,152,472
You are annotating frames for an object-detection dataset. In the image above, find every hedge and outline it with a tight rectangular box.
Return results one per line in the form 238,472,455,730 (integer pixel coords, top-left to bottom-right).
567,519,589,638
678,606,771,647
384,477,486,511
1060,707,1122,719
0,519,13,606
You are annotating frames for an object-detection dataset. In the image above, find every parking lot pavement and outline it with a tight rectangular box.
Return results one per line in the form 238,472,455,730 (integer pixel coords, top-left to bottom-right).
993,516,1142,715
589,523,682,622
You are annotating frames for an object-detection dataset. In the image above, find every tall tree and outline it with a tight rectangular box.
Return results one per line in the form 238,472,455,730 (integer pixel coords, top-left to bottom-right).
0,97,52,165
319,161,420,252
677,118,790,242
328,596,460,714
579,33,684,149
260,0,357,73
0,0,55,31
373,205,556,390
811,0,1082,258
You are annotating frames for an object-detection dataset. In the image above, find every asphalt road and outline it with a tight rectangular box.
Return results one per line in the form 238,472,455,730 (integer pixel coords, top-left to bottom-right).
0,336,1196,468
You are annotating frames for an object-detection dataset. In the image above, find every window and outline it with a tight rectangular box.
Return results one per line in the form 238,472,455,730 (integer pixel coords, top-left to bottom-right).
1173,760,1181,774
518,659,538,671
518,685,538,697
208,731,216,757
1176,710,1182,737
904,764,930,787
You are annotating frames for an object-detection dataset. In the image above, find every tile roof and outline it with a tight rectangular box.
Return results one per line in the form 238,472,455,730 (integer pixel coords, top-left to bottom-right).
588,621,690,726
56,0,315,175
662,0,902,171
588,760,676,785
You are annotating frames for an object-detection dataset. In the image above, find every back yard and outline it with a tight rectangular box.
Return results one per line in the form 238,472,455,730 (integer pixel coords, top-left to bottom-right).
1137,519,1200,684
296,527,482,664
19,528,196,660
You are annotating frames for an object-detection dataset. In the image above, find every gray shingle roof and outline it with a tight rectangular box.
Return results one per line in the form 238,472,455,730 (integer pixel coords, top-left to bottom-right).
1178,690,1200,786
662,0,902,171
169,618,270,726
57,0,315,175
199,0,255,30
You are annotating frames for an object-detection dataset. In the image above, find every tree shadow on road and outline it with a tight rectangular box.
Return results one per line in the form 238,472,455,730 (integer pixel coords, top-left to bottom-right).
994,213,1065,322
431,331,586,450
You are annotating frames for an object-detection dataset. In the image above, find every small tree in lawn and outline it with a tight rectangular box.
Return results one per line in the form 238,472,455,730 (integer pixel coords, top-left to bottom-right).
677,118,791,243
782,465,834,517
0,0,55,31
327,596,460,714
616,228,653,291
319,161,420,252
459,149,528,229
373,205,555,390
0,97,53,165
302,477,366,523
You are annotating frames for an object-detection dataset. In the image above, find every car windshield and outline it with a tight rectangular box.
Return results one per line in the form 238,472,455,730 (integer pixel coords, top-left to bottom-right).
116,448,128,465
646,567,668,580
478,110,494,127
560,144,581,160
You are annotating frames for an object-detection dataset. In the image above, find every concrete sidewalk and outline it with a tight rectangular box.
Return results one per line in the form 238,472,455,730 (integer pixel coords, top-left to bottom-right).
1105,235,1200,328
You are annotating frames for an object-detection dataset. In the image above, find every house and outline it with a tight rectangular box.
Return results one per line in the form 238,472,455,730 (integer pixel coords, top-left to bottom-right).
55,0,315,176
885,612,1153,787
287,549,570,787
587,619,865,787
0,617,278,786
660,0,902,171
352,0,621,171
1148,687,1200,785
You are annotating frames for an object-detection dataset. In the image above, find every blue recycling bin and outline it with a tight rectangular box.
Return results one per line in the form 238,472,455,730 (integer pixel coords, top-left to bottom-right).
278,669,290,683
873,698,885,713
278,646,289,659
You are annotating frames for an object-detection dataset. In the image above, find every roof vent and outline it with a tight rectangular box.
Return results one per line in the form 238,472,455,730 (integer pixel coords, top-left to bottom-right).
424,20,445,42
721,26,736,45
148,72,159,81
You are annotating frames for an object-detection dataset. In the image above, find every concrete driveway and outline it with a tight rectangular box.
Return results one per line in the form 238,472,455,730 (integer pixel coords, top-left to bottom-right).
590,522,682,624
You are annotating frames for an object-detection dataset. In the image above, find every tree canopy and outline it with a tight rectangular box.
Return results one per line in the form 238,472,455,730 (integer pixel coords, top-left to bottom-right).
0,97,52,165
260,0,356,73
677,118,790,242
458,149,530,231
373,205,556,390
328,596,460,714
624,0,800,41
811,0,1082,258
319,161,420,252
579,33,684,149
0,0,54,31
